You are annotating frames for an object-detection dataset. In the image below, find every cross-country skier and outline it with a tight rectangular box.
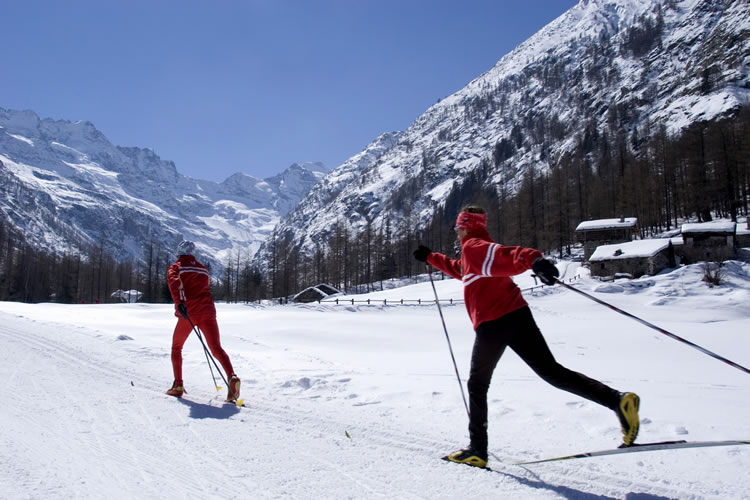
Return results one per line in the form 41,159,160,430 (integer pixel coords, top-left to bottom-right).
414,205,640,468
166,240,241,402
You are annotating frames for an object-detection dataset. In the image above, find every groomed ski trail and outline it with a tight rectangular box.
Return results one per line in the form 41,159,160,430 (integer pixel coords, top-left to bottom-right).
1,304,748,499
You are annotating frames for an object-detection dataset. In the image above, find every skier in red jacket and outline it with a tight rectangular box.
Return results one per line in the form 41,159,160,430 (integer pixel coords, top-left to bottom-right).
166,240,241,402
414,205,639,468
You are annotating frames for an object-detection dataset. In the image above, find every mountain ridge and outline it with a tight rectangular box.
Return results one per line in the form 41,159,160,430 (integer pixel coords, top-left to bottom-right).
0,107,329,268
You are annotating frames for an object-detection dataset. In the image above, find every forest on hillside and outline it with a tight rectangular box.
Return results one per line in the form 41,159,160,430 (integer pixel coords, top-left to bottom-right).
261,108,750,300
1,108,748,304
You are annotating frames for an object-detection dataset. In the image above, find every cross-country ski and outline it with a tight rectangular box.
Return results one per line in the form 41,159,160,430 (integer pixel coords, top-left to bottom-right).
515,440,750,465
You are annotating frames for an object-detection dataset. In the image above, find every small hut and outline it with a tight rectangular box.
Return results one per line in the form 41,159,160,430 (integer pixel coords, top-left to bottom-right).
589,239,676,279
293,284,342,303
111,289,143,303
576,217,638,260
680,221,736,263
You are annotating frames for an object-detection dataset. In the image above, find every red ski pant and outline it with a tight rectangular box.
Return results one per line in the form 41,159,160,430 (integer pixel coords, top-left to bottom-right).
171,317,235,382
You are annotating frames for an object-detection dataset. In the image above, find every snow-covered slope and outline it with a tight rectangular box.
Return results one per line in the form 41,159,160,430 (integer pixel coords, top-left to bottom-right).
0,108,328,267
262,0,750,262
1,261,748,497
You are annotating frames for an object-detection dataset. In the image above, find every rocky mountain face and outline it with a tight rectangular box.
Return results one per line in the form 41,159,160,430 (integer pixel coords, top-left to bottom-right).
0,107,328,268
255,0,749,265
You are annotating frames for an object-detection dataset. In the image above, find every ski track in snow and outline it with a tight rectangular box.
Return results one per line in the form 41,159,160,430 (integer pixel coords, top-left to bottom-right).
1,266,749,499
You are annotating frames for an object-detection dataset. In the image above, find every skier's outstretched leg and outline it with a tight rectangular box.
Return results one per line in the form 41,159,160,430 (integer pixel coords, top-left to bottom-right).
507,307,640,444
197,318,240,401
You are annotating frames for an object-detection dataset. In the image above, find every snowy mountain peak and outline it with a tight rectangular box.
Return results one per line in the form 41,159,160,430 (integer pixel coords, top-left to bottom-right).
0,107,326,268
290,161,329,175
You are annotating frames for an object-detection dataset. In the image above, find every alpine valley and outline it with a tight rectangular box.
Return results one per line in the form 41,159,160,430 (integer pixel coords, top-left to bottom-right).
2,0,748,275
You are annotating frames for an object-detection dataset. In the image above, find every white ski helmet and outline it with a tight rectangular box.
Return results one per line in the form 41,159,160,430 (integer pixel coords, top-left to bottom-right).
177,240,196,256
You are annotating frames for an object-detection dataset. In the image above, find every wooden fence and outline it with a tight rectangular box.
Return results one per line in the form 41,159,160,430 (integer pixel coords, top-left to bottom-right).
316,276,580,306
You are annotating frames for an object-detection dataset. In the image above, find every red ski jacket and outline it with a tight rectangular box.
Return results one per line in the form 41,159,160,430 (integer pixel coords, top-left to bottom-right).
167,255,216,321
426,228,542,329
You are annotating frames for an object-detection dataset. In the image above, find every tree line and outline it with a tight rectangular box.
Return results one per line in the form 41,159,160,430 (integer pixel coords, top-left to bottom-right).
0,225,180,304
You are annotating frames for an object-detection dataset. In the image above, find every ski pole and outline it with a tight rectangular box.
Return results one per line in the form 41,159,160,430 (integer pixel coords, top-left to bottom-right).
427,265,471,418
554,278,750,375
195,326,221,390
186,317,230,387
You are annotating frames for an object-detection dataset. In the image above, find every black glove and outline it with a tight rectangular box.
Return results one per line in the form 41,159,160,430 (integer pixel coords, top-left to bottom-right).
532,257,559,286
177,302,189,320
413,245,432,262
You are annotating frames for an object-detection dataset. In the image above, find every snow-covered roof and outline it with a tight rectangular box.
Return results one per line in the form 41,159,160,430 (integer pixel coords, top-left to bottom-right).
681,221,736,234
589,239,671,262
576,217,638,231
293,284,341,302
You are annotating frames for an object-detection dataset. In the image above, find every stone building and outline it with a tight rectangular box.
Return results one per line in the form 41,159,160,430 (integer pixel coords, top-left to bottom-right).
679,221,736,263
589,239,676,279
576,217,638,260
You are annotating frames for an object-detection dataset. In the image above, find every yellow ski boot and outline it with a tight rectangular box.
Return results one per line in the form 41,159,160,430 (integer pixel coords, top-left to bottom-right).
166,380,185,398
442,447,488,468
226,374,241,402
616,392,640,446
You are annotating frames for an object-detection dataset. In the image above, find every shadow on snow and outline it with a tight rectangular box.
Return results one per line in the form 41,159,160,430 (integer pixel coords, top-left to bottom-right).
175,397,241,420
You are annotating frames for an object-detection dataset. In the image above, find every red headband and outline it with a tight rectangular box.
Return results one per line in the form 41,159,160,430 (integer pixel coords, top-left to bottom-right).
455,212,487,233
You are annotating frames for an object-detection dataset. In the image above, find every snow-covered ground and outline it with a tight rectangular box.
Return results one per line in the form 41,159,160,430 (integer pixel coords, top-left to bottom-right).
1,262,749,499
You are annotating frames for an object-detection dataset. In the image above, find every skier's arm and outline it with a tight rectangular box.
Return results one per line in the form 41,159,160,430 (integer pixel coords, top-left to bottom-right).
166,263,183,305
462,239,542,277
426,252,463,280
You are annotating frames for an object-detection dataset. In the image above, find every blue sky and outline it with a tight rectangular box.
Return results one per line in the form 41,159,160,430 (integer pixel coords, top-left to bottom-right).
2,1,577,182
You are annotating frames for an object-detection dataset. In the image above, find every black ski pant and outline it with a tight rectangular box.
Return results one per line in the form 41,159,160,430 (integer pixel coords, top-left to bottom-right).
467,306,621,452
